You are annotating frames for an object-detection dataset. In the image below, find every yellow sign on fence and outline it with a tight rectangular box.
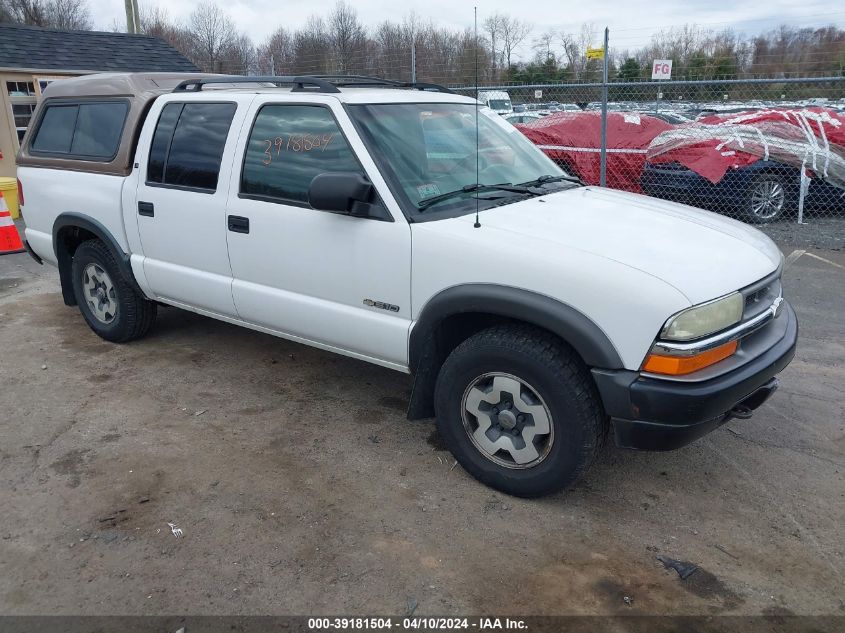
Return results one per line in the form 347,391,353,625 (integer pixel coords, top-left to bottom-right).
586,47,605,60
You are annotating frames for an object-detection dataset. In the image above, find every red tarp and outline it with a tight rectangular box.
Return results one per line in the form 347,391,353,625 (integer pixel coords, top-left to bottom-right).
647,107,845,185
517,111,674,193
646,138,760,184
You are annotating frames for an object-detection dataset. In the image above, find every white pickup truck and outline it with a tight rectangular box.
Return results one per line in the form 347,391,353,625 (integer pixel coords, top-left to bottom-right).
17,73,797,497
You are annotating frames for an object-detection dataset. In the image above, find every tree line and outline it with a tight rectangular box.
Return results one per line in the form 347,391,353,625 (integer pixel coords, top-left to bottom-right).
1,0,843,87
518,23,845,84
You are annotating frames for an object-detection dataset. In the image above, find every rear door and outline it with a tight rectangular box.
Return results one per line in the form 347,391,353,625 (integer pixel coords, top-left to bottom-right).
134,98,245,316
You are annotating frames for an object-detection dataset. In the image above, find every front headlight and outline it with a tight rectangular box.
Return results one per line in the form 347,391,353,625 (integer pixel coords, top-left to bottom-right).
661,292,744,341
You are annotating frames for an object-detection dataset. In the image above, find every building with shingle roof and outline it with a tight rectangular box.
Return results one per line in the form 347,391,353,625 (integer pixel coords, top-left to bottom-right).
0,23,198,177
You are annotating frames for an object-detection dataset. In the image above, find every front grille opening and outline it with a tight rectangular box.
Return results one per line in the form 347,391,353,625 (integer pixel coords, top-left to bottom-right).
742,277,782,321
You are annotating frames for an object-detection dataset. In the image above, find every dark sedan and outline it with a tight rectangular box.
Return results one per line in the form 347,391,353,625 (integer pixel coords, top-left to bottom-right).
641,159,845,223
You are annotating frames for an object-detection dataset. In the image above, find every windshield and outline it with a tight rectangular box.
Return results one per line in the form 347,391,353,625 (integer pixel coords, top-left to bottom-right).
347,103,569,218
488,99,512,111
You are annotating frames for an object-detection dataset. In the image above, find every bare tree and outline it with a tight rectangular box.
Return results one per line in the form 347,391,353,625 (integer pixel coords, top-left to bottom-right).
291,15,330,75
257,26,294,74
483,13,503,78
137,8,202,65
559,23,596,80
327,1,367,73
373,19,414,80
0,0,91,29
533,30,555,64
220,33,255,75
48,0,89,29
499,15,531,70
189,2,236,72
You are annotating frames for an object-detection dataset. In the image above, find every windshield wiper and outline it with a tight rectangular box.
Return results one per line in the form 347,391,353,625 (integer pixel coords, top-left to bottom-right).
417,183,533,211
518,174,583,187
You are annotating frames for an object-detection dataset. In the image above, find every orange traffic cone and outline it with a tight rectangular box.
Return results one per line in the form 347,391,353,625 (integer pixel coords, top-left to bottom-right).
0,190,25,255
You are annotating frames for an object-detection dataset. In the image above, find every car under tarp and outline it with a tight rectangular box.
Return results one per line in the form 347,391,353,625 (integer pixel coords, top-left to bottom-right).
516,111,674,193
645,107,845,191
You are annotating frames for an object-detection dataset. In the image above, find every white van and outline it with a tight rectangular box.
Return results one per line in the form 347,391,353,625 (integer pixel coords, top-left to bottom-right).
477,90,513,115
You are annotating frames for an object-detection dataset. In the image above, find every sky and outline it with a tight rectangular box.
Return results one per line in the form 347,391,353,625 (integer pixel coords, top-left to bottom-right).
88,0,845,60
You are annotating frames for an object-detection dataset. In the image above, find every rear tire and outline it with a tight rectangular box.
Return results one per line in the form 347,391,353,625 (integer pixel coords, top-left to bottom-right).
434,324,607,497
71,239,156,342
745,172,787,223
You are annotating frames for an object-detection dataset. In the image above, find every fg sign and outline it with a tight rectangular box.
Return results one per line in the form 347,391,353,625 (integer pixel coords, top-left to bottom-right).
652,59,672,80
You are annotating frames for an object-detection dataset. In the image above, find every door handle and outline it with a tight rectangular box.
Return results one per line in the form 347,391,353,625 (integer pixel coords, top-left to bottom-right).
138,201,154,217
227,215,250,234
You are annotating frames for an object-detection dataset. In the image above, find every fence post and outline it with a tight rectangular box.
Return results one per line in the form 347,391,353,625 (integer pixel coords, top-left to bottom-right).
599,27,609,187
411,40,416,83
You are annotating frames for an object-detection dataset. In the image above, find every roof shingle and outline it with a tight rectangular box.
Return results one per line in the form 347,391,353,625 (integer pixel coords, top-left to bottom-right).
0,24,198,73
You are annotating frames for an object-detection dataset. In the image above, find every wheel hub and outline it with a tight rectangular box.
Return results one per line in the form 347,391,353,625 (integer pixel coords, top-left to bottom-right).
497,408,517,430
460,372,554,469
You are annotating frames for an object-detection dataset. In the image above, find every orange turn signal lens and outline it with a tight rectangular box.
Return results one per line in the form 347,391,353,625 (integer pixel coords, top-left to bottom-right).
643,340,738,376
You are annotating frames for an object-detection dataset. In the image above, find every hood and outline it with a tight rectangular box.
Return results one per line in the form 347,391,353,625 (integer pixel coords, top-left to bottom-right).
429,187,781,305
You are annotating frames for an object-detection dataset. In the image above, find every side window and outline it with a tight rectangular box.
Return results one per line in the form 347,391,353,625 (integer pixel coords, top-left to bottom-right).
241,105,362,204
147,102,236,192
147,103,182,184
71,102,127,157
31,105,77,153
31,101,128,159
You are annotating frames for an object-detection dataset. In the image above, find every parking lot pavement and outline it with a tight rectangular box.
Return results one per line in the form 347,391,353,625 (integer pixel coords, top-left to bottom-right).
0,241,843,617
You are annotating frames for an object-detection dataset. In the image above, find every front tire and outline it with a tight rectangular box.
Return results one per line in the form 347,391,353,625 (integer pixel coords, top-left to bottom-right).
434,325,607,497
71,239,156,342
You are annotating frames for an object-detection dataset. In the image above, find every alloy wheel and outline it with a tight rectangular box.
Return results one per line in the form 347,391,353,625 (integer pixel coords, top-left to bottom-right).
460,372,554,469
82,263,118,324
750,178,785,220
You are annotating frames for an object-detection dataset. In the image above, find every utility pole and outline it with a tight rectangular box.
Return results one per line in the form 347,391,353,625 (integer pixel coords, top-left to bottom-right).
124,0,140,33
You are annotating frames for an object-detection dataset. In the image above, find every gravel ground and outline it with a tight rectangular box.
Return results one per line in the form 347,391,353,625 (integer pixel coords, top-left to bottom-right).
0,232,843,617
758,216,845,252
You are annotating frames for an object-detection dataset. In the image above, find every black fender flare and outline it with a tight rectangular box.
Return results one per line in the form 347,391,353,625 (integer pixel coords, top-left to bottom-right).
406,284,623,419
52,212,143,306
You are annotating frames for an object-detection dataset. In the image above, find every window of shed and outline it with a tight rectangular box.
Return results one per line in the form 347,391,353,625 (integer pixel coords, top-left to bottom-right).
6,81,35,97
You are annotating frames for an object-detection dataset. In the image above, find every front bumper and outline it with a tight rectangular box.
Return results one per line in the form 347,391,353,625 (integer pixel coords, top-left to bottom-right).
592,301,798,451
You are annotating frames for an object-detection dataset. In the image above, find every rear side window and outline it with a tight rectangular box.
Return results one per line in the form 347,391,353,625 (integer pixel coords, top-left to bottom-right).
72,103,127,157
147,102,236,192
31,101,128,159
31,105,77,153
240,105,362,204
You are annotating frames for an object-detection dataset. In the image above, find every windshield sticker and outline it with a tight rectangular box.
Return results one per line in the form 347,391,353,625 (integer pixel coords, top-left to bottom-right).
417,183,441,198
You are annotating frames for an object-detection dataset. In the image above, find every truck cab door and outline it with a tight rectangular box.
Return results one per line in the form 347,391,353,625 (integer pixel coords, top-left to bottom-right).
133,99,244,317
223,101,412,370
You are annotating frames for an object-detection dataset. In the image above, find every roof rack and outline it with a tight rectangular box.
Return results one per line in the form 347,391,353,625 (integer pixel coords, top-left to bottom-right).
172,74,454,95
173,76,341,93
312,75,454,94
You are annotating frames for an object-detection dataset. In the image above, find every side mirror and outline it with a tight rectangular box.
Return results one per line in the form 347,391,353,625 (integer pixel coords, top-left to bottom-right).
308,172,375,217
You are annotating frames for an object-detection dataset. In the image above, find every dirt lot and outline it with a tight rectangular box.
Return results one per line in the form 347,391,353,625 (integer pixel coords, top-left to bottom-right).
0,227,843,617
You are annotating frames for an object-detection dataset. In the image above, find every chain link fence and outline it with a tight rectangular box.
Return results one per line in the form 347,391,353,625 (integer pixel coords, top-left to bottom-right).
454,77,845,249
